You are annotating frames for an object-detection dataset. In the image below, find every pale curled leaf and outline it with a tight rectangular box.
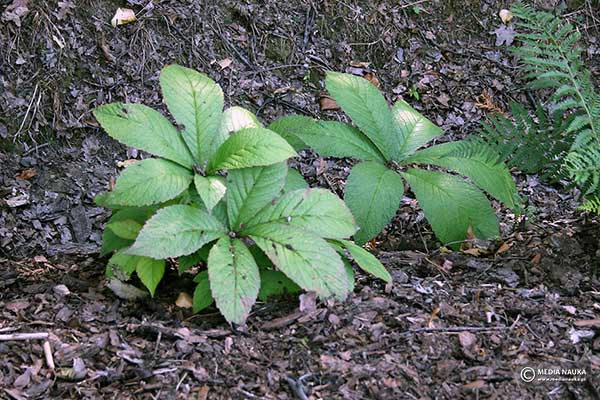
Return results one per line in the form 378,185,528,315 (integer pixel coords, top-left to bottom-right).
111,8,136,27
194,175,226,211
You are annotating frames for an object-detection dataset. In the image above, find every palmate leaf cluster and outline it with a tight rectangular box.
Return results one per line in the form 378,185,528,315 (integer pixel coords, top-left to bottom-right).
94,65,391,324
478,3,600,212
270,72,520,248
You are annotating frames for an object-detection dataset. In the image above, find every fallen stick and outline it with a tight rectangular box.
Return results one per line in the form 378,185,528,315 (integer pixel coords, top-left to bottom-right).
0,332,55,369
0,332,49,341
43,340,55,370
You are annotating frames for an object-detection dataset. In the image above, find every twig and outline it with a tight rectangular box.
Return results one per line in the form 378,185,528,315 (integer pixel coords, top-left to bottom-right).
399,325,512,337
284,375,309,400
0,332,49,341
43,340,55,370
0,332,55,369
400,0,430,10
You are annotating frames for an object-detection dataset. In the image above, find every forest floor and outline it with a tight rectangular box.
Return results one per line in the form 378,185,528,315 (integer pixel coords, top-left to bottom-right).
0,0,599,399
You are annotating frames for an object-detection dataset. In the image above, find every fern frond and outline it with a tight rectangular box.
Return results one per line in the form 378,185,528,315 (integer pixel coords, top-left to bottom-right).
511,3,600,149
579,197,600,214
564,145,600,195
476,102,572,178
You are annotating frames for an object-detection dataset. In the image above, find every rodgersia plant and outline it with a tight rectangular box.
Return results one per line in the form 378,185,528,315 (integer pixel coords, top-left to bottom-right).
269,72,521,246
94,65,391,324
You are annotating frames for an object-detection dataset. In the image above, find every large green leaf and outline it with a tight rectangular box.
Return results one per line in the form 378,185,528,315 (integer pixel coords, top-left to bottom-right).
282,168,309,193
100,207,157,256
126,205,226,259
268,116,385,162
227,163,287,231
159,65,224,164
219,106,262,138
135,257,166,296
248,224,349,299
335,240,392,283
107,252,140,278
325,72,399,160
93,103,193,168
106,219,142,240
405,141,519,209
344,162,404,244
244,188,357,239
266,115,308,150
194,175,226,212
209,128,296,172
193,271,214,313
106,159,193,207
392,99,443,160
207,237,260,324
402,168,499,247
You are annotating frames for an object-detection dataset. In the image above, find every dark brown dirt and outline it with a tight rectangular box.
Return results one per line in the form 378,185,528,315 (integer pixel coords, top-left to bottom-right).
1,0,599,399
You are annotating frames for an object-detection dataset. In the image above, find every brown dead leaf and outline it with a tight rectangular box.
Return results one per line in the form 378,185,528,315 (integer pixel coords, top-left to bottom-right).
1,0,29,27
100,34,115,63
217,58,233,70
458,331,477,350
175,292,193,309
464,380,486,389
319,95,340,111
363,72,380,88
111,8,136,27
197,386,210,400
475,89,507,116
428,307,441,327
573,319,600,328
531,253,542,265
349,60,370,68
16,168,37,180
495,241,512,254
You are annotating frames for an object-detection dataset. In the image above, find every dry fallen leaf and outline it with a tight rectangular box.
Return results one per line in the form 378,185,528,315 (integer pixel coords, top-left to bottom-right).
363,72,381,88
176,292,193,308
319,95,340,111
217,58,232,70
16,168,37,180
111,8,136,27
464,380,486,389
531,253,542,265
499,9,513,24
117,159,138,168
495,241,512,254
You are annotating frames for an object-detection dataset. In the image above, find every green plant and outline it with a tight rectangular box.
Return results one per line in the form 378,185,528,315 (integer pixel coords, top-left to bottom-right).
269,72,520,247
478,3,600,211
94,65,391,324
477,102,573,179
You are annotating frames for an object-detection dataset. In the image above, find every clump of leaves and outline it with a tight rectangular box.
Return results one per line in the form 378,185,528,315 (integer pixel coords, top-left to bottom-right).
94,65,391,324
478,3,600,212
270,72,521,247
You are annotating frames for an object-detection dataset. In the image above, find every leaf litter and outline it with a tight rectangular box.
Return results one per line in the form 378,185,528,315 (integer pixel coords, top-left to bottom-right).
0,0,599,398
